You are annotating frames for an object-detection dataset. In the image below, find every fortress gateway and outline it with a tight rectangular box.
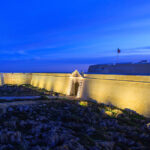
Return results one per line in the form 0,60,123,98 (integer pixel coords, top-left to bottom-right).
1,70,150,116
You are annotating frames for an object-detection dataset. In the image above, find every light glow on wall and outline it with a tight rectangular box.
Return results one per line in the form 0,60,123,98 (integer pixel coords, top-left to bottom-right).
84,74,150,116
31,73,71,95
2,72,150,116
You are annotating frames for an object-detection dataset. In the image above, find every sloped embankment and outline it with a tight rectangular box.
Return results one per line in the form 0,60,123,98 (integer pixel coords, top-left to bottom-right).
0,99,150,150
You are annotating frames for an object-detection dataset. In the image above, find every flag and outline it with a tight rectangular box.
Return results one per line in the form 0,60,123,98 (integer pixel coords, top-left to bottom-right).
117,48,121,54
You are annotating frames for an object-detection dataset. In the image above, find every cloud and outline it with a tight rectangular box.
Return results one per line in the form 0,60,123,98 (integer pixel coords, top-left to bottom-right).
0,50,27,55
132,46,150,50
117,46,150,56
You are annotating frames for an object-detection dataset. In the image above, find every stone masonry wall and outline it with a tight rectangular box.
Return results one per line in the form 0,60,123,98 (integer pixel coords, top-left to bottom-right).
30,73,71,95
3,73,32,85
1,73,150,116
83,74,150,116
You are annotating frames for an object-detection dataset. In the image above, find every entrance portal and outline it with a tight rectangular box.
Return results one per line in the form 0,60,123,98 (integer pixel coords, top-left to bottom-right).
74,82,79,96
68,70,84,98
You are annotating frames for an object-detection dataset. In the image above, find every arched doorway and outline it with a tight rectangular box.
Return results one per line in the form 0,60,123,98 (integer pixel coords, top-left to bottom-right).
67,70,84,98
74,82,79,96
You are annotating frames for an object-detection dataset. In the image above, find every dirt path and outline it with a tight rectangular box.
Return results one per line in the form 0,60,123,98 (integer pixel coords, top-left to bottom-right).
0,96,78,109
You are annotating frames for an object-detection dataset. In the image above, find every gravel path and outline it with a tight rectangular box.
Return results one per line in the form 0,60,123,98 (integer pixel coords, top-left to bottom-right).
0,96,77,108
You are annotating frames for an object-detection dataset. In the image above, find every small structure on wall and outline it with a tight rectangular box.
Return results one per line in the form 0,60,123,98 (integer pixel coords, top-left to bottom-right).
67,70,84,98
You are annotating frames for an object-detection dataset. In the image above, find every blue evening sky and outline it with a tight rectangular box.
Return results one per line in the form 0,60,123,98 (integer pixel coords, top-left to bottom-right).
0,0,150,72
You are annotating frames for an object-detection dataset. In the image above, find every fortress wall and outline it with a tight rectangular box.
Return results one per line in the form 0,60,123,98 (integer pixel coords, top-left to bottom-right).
30,73,71,95
1,72,150,116
88,63,150,74
83,74,150,116
3,73,32,85
0,74,3,85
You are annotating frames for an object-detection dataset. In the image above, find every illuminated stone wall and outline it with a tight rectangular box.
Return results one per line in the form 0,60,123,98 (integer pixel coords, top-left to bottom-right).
3,73,32,85
1,72,150,116
0,74,3,85
30,73,71,95
83,74,150,116
30,72,150,116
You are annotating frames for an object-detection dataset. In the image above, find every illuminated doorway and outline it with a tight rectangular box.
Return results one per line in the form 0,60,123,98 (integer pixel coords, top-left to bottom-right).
68,70,84,98
74,82,79,96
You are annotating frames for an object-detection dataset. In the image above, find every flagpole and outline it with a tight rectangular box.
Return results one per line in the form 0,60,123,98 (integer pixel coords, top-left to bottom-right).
116,48,120,65
116,53,119,64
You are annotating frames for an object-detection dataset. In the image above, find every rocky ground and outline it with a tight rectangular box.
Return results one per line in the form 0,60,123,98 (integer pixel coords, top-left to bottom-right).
0,99,150,150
